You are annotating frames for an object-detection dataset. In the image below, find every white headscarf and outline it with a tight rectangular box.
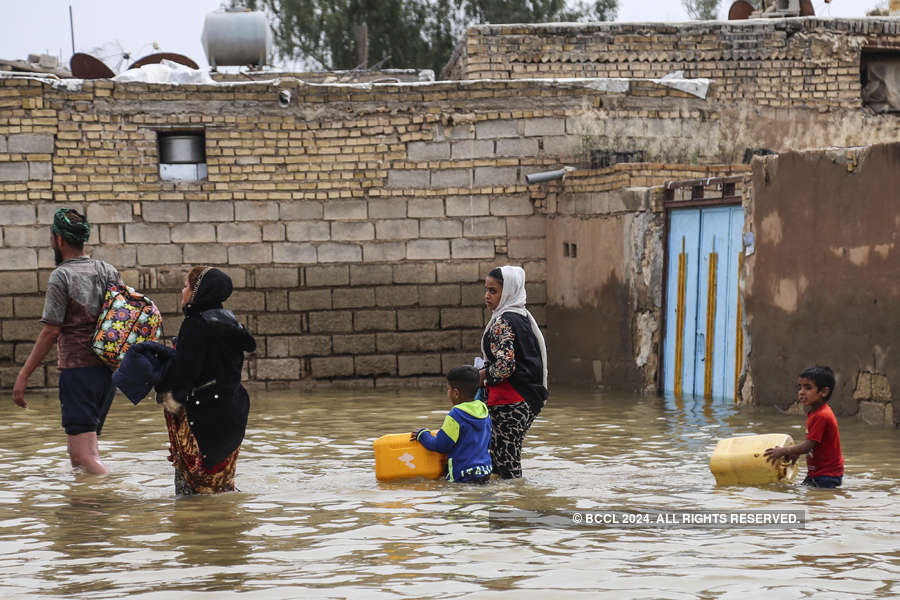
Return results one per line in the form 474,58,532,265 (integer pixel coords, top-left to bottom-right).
481,265,549,389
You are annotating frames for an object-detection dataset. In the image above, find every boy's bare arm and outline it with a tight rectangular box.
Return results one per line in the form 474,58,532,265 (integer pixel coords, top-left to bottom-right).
764,439,818,463
12,324,61,408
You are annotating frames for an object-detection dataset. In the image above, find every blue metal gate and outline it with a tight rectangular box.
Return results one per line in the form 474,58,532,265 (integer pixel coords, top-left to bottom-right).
663,205,744,400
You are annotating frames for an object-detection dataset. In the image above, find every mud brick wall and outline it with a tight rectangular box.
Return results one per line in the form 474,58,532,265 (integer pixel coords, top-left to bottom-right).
0,76,722,391
445,18,900,112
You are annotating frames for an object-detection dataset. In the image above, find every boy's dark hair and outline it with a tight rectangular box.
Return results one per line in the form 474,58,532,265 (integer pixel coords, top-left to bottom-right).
447,365,480,400
488,267,503,284
799,365,835,400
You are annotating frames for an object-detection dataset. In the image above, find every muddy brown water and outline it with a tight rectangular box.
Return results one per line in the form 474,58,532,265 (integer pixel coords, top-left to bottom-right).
1,389,899,599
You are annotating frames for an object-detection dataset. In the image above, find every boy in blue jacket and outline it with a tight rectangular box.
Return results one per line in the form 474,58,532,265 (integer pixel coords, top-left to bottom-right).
411,365,492,483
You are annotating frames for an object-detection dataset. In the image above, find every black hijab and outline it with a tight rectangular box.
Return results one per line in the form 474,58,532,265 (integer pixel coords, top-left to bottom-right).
183,268,233,316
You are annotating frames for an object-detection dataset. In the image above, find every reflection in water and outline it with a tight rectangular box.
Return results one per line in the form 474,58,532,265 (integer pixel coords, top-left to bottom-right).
1,388,899,597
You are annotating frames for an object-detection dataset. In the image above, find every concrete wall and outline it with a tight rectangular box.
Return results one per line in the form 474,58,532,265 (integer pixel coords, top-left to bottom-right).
743,143,900,426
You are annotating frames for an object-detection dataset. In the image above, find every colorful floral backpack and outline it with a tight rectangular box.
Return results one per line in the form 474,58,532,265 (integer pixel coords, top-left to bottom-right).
90,269,163,370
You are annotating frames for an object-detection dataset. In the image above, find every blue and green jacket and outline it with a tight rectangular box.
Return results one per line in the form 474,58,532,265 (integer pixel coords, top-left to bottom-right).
415,400,492,482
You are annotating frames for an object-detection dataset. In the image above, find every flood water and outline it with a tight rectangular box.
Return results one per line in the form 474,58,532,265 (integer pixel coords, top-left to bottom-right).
1,388,899,599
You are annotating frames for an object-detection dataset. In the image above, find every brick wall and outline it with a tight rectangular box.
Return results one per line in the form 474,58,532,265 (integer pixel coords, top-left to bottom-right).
444,18,900,112
1,76,715,390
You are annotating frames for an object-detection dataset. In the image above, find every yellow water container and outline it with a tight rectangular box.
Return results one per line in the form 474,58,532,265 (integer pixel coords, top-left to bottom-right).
373,433,447,482
709,433,799,486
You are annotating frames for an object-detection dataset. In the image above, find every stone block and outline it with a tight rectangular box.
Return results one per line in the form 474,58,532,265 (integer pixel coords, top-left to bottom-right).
524,117,566,137
0,162,28,182
542,135,579,157
375,219,418,240
171,223,215,243
441,352,474,373
351,264,393,285
7,133,54,153
332,221,374,241
441,307,482,328
13,296,44,318
398,354,442,376
375,285,418,308
137,244,182,266
262,223,285,242
431,168,472,188
451,140,494,160
228,244,272,265
407,239,450,260
189,202,234,222
355,309,398,332
218,223,262,243
286,221,330,241
257,313,303,335
87,203,132,224
289,289,332,310
463,216,506,238
229,290,266,311
317,243,362,263
398,308,440,330
333,334,376,355
508,238,545,259
491,195,533,216
0,205,35,225
92,245,137,268
475,119,520,139
388,169,429,188
290,335,333,356
324,200,367,221
853,371,872,401
235,201,279,221
446,196,490,217
461,283,484,306
496,138,539,157
143,202,188,223
281,200,323,220
0,366,44,388
184,244,227,264
376,332,422,353
872,374,892,403
474,166,519,186
0,248,38,270
407,198,444,218
1,318,42,341
333,287,375,309
255,267,299,288
859,400,888,426
29,162,52,181
368,198,407,219
408,141,450,161
0,271,38,294
526,282,547,304
256,358,301,380
0,298,11,319
308,310,353,333
507,215,546,237
436,263,479,283
3,226,46,247
451,239,495,259
310,356,355,378
362,242,406,263
355,354,397,376
420,283,461,306
125,223,171,244
306,265,349,287
273,242,317,264
420,218,462,238
389,263,436,287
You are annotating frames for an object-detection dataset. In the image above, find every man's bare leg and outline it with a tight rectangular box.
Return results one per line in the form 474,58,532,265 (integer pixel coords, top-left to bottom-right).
67,432,107,474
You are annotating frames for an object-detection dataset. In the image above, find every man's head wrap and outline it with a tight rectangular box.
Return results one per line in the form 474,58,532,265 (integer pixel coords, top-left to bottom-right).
51,208,91,245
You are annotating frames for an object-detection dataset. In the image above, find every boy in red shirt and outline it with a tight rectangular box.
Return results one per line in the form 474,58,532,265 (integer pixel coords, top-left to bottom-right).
765,365,844,488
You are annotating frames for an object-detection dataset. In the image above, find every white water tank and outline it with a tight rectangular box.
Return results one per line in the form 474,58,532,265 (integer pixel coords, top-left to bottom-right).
201,10,270,69
891,0,900,17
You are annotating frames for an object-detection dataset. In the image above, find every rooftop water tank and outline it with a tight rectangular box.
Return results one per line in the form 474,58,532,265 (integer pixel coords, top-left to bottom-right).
201,10,270,69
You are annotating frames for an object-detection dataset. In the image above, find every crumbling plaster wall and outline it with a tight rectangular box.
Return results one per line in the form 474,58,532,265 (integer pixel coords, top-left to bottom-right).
742,143,900,426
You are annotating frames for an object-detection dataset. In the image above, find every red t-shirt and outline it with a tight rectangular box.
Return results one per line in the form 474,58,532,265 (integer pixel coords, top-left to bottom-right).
805,403,843,477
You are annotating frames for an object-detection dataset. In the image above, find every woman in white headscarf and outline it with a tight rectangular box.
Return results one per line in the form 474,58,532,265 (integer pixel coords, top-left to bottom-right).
479,265,548,478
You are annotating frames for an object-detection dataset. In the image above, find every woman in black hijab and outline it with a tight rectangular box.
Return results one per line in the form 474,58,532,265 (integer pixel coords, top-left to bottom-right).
159,266,256,494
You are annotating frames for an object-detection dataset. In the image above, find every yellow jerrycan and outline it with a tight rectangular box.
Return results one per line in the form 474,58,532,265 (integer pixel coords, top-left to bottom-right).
709,433,799,486
373,433,447,482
